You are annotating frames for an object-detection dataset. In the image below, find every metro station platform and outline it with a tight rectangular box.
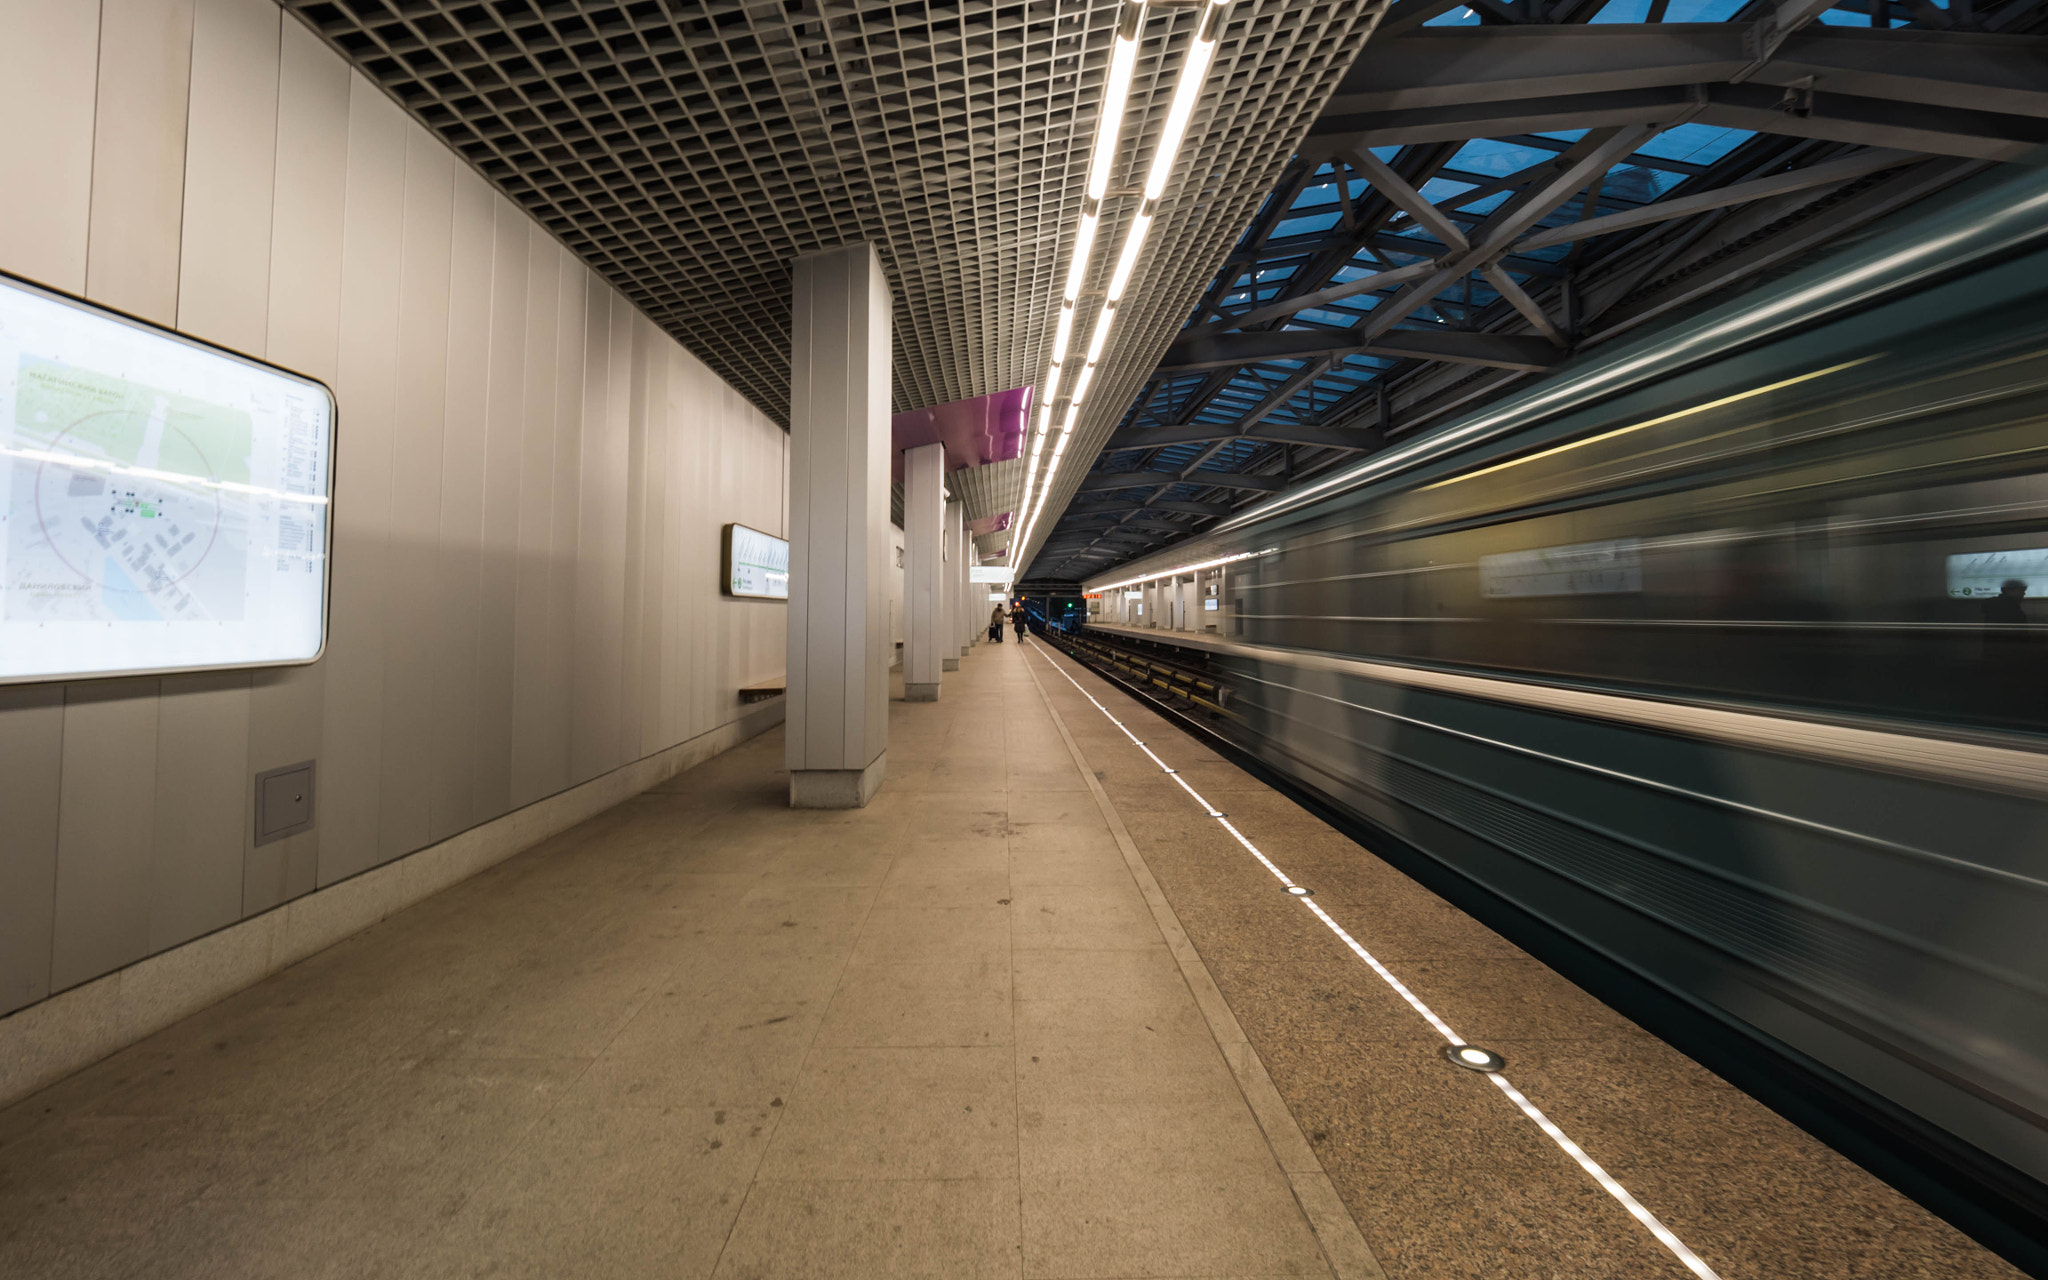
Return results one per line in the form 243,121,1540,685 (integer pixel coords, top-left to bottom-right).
0,639,2020,1280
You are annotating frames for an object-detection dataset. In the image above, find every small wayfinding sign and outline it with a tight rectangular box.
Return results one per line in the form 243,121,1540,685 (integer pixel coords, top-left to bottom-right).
722,523,789,600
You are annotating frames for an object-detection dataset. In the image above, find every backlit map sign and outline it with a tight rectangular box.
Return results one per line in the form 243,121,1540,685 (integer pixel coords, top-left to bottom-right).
0,273,335,684
722,523,789,600
1947,548,2048,599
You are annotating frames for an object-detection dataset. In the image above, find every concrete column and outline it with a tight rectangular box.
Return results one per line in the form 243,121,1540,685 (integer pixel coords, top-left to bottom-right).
786,243,892,809
942,499,964,670
957,524,971,653
903,441,945,701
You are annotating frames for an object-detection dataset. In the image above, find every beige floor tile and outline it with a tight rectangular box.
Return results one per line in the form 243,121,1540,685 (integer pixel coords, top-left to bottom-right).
1016,1000,1241,1107
1021,1168,1331,1279
1009,884,1163,951
846,904,1011,967
713,1177,1023,1280
883,842,1015,875
1006,819,1125,860
758,1045,1016,1180
1011,947,1189,1003
1011,843,1146,884
566,1018,820,1110
816,960,1012,1048
872,868,1015,909
417,1103,777,1280
108,1194,440,1280
1019,1097,1281,1180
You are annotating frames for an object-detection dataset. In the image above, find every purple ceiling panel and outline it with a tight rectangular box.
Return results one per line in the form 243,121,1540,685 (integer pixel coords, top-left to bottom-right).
890,385,1030,482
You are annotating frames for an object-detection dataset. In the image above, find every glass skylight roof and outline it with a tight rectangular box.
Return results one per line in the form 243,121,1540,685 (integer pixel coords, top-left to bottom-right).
1041,0,2021,580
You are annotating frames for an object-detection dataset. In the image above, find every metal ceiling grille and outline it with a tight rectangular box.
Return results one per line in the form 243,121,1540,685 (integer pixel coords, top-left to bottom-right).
284,0,1392,538
1031,0,2048,580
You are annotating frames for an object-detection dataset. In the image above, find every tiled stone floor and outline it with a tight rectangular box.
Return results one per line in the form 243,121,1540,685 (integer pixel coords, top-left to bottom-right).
1025,641,2026,1280
0,641,1342,1280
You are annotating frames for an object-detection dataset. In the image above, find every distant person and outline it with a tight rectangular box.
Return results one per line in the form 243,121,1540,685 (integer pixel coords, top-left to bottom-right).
989,604,1005,643
1011,600,1028,641
1984,578,2029,625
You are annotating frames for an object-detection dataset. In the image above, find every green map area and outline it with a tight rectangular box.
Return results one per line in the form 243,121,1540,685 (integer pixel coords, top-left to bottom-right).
13,357,253,484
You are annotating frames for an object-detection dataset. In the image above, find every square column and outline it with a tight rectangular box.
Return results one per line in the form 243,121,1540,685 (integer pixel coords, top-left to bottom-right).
959,520,975,655
903,441,946,701
787,243,893,809
942,499,964,671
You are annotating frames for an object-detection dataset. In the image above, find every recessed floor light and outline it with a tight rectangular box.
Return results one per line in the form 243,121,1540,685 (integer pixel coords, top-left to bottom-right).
1444,1044,1504,1073
1285,885,1313,897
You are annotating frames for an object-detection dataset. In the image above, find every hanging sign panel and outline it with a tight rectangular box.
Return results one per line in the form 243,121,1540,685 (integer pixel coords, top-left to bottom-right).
0,273,336,685
723,523,789,600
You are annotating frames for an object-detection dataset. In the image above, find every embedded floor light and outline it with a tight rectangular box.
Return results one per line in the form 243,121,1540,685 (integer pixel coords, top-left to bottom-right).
1284,885,1314,897
1444,1044,1505,1073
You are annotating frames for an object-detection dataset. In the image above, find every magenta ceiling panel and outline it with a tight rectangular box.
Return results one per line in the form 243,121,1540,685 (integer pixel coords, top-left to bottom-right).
891,385,1030,482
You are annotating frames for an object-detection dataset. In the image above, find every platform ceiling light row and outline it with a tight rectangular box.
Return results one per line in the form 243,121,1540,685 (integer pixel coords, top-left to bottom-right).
1093,548,1257,593
1012,0,1230,568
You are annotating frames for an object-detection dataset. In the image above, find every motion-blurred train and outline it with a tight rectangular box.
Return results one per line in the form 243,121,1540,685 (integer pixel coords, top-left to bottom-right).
1076,154,2048,1268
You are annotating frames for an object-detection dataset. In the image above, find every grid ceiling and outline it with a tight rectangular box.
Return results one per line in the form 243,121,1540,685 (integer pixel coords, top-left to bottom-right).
1034,0,2048,582
284,0,1393,546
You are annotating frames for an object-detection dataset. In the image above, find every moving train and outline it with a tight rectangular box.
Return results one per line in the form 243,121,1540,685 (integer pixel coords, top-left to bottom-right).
1077,154,2048,1268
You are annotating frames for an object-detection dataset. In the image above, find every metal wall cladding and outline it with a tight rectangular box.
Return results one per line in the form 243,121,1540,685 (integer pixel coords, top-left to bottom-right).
0,0,789,1016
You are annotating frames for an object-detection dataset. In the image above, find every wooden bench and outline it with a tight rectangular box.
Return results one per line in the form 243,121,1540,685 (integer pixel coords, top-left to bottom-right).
739,677,786,705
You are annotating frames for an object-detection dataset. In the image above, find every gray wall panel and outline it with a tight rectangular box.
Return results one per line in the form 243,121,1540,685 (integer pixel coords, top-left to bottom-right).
0,0,98,291
86,0,195,325
0,689,64,1015
375,126,454,861
176,0,279,354
51,681,161,991
619,316,650,763
471,198,527,819
426,171,495,843
316,73,406,885
541,255,586,798
150,674,252,952
508,235,561,806
569,272,613,785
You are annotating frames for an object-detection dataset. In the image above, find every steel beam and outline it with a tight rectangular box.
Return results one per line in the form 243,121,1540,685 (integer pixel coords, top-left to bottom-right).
1319,27,2048,121
1076,469,1286,493
1103,415,1384,450
1514,146,1921,251
1158,327,1565,373
1182,262,1439,339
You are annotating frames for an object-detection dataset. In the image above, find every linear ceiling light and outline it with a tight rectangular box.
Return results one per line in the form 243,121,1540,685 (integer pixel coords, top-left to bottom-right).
1093,549,1256,593
1013,0,1228,572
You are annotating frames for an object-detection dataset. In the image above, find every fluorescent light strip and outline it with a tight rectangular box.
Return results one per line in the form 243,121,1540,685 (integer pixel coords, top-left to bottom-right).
1062,215,1099,304
1,445,330,507
1107,213,1153,301
1084,306,1114,364
1086,30,1142,201
1070,364,1096,408
1142,0,1225,201
1019,0,1226,575
1028,646,1727,1280
1094,549,1255,592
